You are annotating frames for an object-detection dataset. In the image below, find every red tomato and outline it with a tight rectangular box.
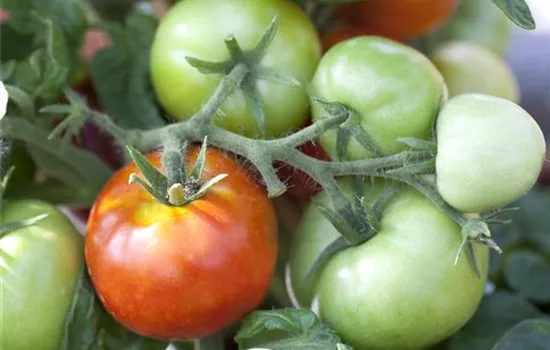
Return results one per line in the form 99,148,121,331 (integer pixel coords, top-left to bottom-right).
322,24,403,51
334,0,458,40
85,147,278,340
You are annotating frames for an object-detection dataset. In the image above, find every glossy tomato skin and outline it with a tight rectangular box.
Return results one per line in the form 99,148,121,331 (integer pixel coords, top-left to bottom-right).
1,200,84,350
436,94,546,213
289,181,489,350
335,0,458,40
311,36,446,161
86,147,278,340
150,0,321,138
431,41,519,102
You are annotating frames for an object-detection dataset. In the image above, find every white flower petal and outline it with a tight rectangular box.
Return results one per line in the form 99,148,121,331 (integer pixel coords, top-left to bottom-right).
0,81,7,120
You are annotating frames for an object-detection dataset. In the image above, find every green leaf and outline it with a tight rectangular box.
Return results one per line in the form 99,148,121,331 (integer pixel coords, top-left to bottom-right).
3,117,112,200
5,84,36,119
235,308,354,350
492,0,536,30
0,25,34,62
2,0,87,95
60,270,103,350
89,12,167,129
504,251,550,304
493,318,550,349
449,291,544,350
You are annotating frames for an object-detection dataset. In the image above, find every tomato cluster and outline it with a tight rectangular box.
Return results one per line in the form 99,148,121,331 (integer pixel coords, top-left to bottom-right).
1,0,546,349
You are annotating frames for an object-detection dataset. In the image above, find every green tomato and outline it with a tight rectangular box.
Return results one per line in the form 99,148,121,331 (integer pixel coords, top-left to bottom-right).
310,36,446,161
289,181,488,350
0,200,84,350
150,0,321,138
431,41,520,103
436,94,546,213
424,0,511,57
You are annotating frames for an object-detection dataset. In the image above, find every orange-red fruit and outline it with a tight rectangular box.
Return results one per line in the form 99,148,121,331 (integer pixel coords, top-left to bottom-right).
85,148,278,340
335,0,458,40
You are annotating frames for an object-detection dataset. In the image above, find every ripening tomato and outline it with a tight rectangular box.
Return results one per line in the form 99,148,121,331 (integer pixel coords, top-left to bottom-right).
334,0,458,40
85,147,278,340
150,0,321,138
436,94,546,213
289,180,489,350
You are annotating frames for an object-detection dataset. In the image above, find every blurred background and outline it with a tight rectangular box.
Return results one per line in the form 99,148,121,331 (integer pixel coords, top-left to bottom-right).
508,0,550,135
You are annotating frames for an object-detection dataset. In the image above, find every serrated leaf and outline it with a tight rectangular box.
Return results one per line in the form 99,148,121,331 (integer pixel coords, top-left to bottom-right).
492,0,536,30
449,291,544,350
493,318,550,349
90,12,166,130
60,270,103,350
235,309,353,350
504,251,550,303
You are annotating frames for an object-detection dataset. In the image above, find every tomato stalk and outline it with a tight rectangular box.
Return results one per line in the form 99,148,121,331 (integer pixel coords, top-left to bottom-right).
50,16,505,276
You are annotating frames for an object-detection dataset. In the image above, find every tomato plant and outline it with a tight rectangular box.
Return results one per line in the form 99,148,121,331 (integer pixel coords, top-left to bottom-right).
85,147,278,340
431,41,520,102
0,200,84,350
311,36,446,160
149,0,322,138
334,0,458,40
289,181,489,350
436,94,546,213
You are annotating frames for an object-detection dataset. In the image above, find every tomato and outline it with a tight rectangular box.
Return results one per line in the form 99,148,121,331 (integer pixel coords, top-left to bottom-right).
431,41,520,102
0,200,84,350
423,0,512,57
321,24,403,52
150,0,321,138
85,147,278,340
311,36,446,161
436,94,546,213
288,181,489,350
334,0,458,40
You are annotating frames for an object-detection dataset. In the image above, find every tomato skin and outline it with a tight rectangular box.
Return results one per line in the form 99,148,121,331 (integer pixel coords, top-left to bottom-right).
436,94,546,213
431,41,519,102
149,0,321,138
85,147,278,340
311,36,446,161
334,0,458,40
289,182,488,350
0,200,84,350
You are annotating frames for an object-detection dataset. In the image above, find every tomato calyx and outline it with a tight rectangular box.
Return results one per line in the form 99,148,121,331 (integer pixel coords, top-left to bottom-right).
126,136,228,206
185,16,299,136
